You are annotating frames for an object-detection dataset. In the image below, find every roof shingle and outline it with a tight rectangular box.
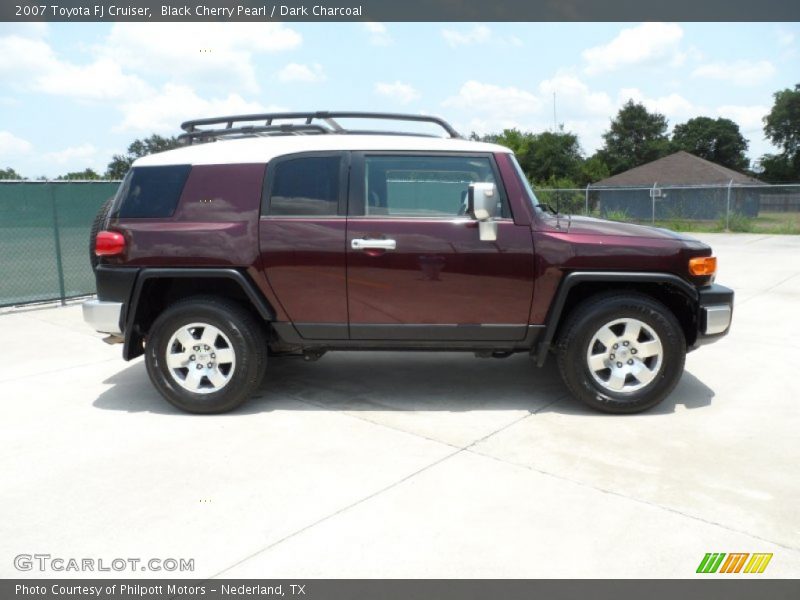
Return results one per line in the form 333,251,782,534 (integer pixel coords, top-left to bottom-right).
593,151,763,187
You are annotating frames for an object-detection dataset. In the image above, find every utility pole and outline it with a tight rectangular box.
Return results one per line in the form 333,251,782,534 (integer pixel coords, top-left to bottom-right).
553,92,557,130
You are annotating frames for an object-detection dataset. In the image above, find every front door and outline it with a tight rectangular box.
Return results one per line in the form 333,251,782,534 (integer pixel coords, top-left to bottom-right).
346,153,534,341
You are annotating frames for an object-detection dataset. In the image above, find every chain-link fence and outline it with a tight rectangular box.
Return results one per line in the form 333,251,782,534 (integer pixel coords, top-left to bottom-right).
0,180,120,307
535,183,800,234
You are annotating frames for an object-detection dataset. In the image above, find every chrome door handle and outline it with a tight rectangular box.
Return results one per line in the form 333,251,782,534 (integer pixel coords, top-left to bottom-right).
351,238,397,251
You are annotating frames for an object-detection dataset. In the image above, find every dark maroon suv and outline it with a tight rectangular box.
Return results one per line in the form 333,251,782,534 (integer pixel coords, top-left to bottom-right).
83,111,733,414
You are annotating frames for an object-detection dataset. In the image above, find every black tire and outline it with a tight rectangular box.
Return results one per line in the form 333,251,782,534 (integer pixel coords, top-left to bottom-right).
89,197,114,271
556,292,686,414
144,296,267,414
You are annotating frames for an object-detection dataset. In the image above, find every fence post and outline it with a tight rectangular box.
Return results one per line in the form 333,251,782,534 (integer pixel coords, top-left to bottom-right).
725,179,733,231
49,184,67,306
585,184,590,216
651,181,657,224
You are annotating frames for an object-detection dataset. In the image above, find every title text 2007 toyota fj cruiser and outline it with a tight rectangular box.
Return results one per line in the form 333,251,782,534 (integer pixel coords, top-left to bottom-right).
83,112,733,414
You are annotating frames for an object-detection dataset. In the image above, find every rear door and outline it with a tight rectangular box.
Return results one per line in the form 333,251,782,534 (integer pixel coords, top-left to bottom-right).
258,152,350,339
346,152,534,341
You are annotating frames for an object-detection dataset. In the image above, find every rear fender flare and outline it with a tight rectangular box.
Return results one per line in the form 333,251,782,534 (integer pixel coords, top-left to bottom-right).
123,268,275,360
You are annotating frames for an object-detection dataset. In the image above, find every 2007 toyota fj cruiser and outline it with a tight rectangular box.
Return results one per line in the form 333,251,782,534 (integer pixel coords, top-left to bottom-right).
83,111,733,414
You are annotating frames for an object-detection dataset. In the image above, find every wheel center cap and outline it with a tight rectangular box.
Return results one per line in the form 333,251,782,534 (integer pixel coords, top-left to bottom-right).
617,347,630,360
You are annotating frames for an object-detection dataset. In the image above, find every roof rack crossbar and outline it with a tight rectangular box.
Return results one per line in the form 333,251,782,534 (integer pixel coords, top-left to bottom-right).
179,111,463,144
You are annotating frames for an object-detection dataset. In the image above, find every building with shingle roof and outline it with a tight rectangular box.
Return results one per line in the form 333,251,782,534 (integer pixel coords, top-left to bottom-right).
591,151,764,219
593,151,763,187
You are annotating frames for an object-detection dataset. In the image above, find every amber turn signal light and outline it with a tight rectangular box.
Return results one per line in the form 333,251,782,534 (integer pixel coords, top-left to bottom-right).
689,256,717,276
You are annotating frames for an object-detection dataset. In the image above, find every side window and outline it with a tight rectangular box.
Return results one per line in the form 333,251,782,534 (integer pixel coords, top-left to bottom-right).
117,165,191,218
363,155,506,218
268,156,340,216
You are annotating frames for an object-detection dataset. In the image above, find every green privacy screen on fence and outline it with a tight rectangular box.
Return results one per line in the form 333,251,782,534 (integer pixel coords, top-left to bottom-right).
0,181,120,307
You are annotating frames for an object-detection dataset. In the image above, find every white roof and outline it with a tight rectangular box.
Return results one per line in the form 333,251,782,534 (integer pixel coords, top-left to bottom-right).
133,134,512,167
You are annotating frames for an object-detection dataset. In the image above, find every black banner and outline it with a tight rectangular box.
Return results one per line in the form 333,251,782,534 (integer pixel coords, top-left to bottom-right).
3,579,800,600
4,0,800,22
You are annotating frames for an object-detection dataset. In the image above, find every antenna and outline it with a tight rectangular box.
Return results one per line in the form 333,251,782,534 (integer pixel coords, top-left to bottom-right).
553,92,557,130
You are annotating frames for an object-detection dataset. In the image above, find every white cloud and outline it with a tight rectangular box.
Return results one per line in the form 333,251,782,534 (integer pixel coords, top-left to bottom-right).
618,87,699,119
277,63,325,83
777,28,796,47
443,80,542,117
539,74,615,117
715,105,768,133
101,23,302,92
0,131,33,160
0,33,61,79
583,23,684,74
691,60,776,86
0,30,150,101
43,143,97,165
34,58,151,100
115,84,278,133
0,22,47,38
374,81,420,104
442,25,491,47
363,22,392,46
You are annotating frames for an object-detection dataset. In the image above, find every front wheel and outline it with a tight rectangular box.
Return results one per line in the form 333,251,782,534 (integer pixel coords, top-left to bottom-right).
145,296,267,414
557,293,686,414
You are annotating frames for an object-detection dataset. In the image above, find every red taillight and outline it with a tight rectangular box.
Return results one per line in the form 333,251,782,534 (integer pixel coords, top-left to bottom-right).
95,231,126,256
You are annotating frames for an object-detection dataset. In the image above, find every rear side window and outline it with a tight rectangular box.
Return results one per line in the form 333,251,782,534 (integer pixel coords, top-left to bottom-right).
117,165,191,218
268,156,340,216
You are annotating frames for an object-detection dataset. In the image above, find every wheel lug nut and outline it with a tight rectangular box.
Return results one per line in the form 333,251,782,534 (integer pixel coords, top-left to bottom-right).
631,349,637,354
204,345,209,350
613,343,619,349
207,362,213,368
193,346,199,351
627,359,634,365
610,354,615,359
190,355,195,361
210,353,216,359
623,341,629,346
196,364,202,370
616,362,623,368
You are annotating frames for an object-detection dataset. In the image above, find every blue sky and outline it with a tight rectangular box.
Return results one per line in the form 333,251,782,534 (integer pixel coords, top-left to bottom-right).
0,21,798,178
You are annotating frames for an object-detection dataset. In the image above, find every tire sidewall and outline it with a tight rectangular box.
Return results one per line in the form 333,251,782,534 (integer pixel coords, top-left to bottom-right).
145,302,263,414
560,297,685,414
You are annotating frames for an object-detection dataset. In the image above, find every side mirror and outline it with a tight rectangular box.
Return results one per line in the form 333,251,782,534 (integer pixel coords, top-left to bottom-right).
467,182,498,241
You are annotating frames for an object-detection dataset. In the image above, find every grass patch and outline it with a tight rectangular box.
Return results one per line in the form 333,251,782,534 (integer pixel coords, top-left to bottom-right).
622,211,800,235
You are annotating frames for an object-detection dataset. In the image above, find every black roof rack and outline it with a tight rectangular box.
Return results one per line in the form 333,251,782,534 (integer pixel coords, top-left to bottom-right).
178,111,463,144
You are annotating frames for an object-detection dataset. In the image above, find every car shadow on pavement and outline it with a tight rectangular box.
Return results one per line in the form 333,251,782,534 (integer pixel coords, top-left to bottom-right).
93,352,715,417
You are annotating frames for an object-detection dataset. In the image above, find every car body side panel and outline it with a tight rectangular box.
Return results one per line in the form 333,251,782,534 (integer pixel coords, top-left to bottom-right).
346,218,535,332
109,163,266,268
258,217,349,331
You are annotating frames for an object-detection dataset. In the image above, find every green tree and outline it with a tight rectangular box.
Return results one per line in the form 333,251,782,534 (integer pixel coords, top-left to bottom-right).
761,84,800,182
56,168,102,180
672,116,749,171
580,154,610,185
106,134,181,179
526,129,583,184
599,100,671,175
0,167,23,180
480,128,584,184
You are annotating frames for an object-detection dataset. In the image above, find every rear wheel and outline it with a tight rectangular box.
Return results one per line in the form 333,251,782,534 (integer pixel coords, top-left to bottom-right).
556,293,686,414
145,296,267,414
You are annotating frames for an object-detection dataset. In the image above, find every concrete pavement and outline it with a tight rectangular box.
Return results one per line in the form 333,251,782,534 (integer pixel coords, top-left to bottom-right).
1,233,798,578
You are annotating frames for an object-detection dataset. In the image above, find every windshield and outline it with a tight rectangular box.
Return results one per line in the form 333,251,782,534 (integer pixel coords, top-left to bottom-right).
509,155,541,211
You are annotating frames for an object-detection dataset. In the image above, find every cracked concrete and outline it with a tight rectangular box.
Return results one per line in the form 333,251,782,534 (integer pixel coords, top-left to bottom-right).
1,233,798,578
